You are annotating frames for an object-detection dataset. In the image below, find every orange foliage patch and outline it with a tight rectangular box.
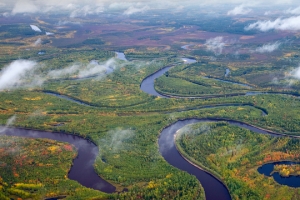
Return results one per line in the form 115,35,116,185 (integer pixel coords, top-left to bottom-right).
262,152,299,163
63,144,73,151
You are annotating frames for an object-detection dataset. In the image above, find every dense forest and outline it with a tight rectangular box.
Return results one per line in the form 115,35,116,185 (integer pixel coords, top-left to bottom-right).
176,122,300,200
1,7,300,199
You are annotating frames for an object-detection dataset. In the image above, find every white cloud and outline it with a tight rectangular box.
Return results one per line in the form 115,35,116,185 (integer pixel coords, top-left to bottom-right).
0,57,123,91
12,0,39,14
123,5,150,15
1,0,298,16
56,20,81,26
30,25,42,32
285,6,300,15
47,64,81,78
245,16,300,32
2,12,10,17
0,60,40,91
99,128,135,154
78,58,116,78
33,38,42,46
264,11,271,15
291,66,300,80
227,5,251,15
205,36,226,55
70,5,104,18
0,115,16,133
47,58,118,79
254,41,281,53
66,3,78,10
108,2,133,10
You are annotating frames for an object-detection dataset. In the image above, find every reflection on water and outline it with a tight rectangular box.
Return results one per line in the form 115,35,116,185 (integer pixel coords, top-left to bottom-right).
115,52,127,61
181,57,196,64
181,45,191,50
140,66,172,98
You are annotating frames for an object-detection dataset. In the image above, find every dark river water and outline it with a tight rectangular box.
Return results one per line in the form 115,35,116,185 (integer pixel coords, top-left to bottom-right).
140,65,300,200
1,61,299,199
158,118,289,200
140,66,245,99
258,161,300,187
140,66,172,98
140,65,298,100
0,126,116,193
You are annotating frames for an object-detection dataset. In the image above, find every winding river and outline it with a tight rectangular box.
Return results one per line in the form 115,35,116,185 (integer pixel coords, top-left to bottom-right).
141,65,300,200
140,66,299,99
140,66,249,99
159,118,292,200
1,62,300,199
0,126,116,193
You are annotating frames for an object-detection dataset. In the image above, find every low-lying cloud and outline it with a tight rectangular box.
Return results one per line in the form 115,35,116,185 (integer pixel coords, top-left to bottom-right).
291,65,300,80
0,115,16,133
123,5,149,15
70,5,104,18
285,6,300,15
47,64,81,78
0,58,120,91
56,20,81,26
99,128,135,154
205,36,226,55
33,38,42,46
227,5,251,15
245,16,300,32
176,123,211,139
264,11,272,15
78,58,116,78
47,58,117,79
0,60,41,91
254,41,281,53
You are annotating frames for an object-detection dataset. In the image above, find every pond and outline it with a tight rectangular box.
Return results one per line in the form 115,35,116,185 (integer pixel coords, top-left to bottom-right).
258,161,300,188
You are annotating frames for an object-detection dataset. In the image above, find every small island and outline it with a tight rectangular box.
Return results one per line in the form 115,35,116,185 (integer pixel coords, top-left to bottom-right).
273,164,300,177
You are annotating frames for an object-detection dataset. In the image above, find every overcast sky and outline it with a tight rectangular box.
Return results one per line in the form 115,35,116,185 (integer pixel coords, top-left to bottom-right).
0,0,299,10
0,0,299,18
